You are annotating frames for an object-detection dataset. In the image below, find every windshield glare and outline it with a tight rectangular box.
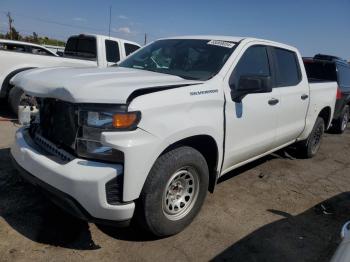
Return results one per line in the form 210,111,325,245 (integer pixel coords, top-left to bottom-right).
118,39,236,80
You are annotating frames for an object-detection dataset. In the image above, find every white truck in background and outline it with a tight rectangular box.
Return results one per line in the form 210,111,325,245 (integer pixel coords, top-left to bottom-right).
0,34,140,113
10,36,337,237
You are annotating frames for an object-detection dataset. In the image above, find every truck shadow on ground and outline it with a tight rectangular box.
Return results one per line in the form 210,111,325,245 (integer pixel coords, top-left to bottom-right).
0,147,158,250
217,147,299,184
212,192,350,262
0,148,101,250
0,141,348,257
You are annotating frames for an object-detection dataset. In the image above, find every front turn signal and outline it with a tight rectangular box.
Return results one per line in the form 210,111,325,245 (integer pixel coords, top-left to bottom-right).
112,112,140,129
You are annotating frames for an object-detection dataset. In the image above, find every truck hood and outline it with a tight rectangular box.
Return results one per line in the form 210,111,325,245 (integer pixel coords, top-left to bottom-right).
11,67,203,104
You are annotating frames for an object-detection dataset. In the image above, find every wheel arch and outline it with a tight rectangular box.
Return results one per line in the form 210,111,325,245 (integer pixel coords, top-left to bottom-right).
160,134,220,193
318,106,332,129
0,67,36,98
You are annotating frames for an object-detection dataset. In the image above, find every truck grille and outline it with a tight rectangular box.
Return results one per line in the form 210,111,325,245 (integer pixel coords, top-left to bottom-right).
34,133,75,162
39,99,79,154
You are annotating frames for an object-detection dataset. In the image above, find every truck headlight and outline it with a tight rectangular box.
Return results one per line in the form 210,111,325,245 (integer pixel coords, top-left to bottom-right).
76,109,140,162
82,111,141,130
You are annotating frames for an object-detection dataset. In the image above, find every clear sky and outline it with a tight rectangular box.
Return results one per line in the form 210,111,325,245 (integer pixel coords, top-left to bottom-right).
0,0,349,59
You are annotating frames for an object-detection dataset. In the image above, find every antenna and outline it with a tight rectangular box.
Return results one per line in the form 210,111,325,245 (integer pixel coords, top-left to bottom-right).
108,6,112,37
6,12,14,40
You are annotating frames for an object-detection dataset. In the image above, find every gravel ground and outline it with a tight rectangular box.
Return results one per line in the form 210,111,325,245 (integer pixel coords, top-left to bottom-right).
1,102,350,262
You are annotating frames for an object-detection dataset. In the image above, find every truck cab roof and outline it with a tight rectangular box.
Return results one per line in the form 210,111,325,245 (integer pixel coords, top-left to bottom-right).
70,33,140,47
160,35,299,52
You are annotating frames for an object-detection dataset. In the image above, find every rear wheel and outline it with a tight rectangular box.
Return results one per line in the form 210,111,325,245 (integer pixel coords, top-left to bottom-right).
137,146,209,237
298,117,325,158
332,105,349,134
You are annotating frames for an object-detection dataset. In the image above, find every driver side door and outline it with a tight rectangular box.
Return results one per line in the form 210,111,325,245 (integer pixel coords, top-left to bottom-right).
222,44,279,173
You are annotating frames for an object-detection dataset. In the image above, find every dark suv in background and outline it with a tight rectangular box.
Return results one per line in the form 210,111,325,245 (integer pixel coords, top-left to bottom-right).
303,54,350,133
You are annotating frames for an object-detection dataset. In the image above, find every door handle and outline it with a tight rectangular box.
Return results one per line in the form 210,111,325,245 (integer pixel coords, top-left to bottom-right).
268,98,279,106
301,94,309,100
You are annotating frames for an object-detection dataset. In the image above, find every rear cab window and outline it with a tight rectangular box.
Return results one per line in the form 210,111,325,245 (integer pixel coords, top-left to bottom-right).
64,36,97,60
272,47,301,87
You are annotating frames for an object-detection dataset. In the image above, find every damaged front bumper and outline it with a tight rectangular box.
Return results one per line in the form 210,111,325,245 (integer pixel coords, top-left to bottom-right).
11,127,135,225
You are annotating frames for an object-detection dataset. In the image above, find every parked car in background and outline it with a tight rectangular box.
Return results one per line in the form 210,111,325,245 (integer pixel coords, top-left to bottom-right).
303,54,350,133
10,36,337,237
42,44,65,54
0,39,58,56
0,34,141,113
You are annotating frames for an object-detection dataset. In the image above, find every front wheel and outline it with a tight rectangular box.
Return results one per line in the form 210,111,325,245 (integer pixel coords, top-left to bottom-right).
298,117,325,158
137,146,209,237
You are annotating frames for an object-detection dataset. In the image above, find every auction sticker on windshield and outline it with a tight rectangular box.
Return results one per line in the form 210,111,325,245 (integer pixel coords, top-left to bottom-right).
207,40,235,48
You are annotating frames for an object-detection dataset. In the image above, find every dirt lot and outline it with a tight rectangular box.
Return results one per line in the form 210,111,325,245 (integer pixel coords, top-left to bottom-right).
1,102,350,262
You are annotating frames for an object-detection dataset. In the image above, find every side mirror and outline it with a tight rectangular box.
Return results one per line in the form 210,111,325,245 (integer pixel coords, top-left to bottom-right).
56,51,63,57
230,75,272,103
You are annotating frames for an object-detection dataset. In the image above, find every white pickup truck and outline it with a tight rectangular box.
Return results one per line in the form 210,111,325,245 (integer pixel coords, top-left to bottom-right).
10,36,337,237
0,34,140,112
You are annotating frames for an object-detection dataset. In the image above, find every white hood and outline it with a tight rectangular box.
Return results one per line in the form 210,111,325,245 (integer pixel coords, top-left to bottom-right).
11,67,202,104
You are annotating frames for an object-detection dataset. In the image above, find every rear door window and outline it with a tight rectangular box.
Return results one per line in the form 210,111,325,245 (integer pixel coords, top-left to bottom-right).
273,48,301,87
124,43,140,56
105,40,120,63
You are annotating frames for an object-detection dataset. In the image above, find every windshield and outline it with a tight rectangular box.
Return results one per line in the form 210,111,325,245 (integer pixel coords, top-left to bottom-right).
118,39,236,80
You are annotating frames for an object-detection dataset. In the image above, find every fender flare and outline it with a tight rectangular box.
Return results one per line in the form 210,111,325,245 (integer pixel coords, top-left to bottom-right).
0,67,36,98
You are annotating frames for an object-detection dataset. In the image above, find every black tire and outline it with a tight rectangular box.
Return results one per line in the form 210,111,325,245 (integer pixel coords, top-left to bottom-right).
332,105,349,134
137,146,209,237
8,86,25,115
298,117,325,158
8,86,37,115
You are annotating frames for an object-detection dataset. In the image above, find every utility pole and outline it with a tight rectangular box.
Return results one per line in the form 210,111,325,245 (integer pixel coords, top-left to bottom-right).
108,6,112,37
6,12,14,40
144,33,147,45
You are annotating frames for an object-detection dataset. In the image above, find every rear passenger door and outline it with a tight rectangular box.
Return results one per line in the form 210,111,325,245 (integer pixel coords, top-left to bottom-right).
271,47,309,145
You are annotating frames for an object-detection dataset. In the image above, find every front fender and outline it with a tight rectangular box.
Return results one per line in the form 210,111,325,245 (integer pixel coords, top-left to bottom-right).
101,126,222,202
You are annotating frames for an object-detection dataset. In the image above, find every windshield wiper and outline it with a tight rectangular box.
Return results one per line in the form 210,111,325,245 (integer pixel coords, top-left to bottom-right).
177,75,200,80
